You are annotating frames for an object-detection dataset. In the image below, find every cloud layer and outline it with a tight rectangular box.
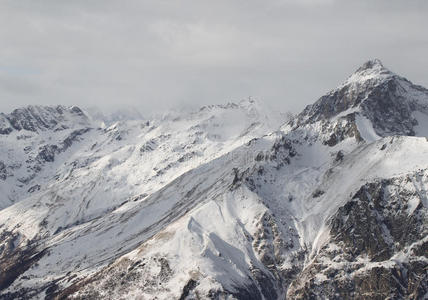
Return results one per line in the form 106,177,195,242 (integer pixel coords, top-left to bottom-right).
0,0,427,114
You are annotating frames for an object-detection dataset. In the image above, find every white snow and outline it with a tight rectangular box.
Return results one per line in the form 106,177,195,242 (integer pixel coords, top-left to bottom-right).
413,110,428,137
355,113,381,142
1,64,428,298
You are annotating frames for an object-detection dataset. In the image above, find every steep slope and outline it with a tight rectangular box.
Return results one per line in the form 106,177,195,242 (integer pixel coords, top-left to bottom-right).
0,99,285,299
1,60,427,300
0,99,281,211
58,136,428,300
0,105,93,208
57,60,428,300
293,59,428,142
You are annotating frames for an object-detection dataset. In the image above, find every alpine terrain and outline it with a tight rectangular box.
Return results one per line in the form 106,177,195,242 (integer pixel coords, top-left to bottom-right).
0,59,427,299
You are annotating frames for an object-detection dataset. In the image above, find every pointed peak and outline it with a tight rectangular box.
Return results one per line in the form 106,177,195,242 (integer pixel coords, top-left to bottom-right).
352,59,392,77
356,59,384,72
342,59,393,87
296,59,408,125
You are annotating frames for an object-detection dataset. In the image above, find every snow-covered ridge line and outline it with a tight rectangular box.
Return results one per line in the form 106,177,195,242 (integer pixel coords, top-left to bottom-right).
0,99,285,211
291,59,428,141
0,59,427,299
0,104,91,134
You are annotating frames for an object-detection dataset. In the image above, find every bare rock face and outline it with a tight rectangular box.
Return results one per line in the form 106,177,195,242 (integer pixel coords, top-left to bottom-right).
297,60,392,122
295,59,428,141
360,78,419,137
0,231,48,299
54,256,174,300
288,171,428,299
35,128,92,164
0,161,6,181
0,106,88,134
0,106,93,209
322,113,363,146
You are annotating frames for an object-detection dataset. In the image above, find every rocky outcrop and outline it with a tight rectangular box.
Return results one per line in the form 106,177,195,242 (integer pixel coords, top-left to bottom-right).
0,161,6,181
288,171,428,299
0,107,93,209
295,59,428,139
322,113,363,146
0,106,88,134
0,231,47,298
360,78,419,137
36,128,91,164
297,60,393,123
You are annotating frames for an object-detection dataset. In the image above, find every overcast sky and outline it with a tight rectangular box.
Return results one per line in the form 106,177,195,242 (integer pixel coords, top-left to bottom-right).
0,0,427,115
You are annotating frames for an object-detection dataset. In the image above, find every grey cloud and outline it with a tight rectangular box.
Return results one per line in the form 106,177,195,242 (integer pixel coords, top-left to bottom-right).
0,0,427,115
0,74,41,95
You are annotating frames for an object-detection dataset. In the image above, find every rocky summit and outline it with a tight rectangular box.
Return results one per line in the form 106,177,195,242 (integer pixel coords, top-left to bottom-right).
0,60,427,300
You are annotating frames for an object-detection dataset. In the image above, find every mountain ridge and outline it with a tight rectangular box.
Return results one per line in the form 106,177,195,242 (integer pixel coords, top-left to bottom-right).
0,60,427,299
0,105,90,135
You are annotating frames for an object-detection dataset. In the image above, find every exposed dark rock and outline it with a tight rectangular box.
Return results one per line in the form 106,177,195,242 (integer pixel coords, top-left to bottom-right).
288,172,428,299
139,139,157,153
268,136,297,167
229,282,263,300
0,126,12,135
335,150,344,162
295,60,428,138
36,145,59,163
53,256,174,299
0,162,6,181
323,113,363,146
177,151,198,163
312,189,325,198
35,128,91,165
0,232,46,293
62,128,91,150
1,105,89,133
27,184,41,193
255,152,265,161
251,211,303,297
330,176,427,261
178,279,198,300
361,79,418,137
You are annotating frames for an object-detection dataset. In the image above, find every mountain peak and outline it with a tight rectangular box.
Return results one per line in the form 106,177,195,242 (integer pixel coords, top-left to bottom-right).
346,59,393,83
296,59,428,139
356,58,384,72
0,105,91,134
343,59,393,87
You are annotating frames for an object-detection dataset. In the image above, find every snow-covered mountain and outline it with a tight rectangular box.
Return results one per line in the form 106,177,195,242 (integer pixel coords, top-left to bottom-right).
84,106,145,126
0,106,92,209
0,60,427,300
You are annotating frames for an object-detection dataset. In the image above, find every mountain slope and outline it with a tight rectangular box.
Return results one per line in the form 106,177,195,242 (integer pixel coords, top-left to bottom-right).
0,105,92,209
55,136,428,300
0,61,427,300
294,59,428,140
0,99,285,299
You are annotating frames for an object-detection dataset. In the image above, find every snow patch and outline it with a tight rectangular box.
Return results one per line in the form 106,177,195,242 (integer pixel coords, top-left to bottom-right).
355,114,381,142
413,111,428,137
